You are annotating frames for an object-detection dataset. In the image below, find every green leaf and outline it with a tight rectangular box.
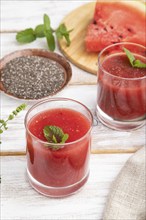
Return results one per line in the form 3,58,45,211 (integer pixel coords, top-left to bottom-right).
55,30,63,40
43,14,51,31
124,47,146,68
43,14,55,51
8,114,14,120
16,28,36,43
123,47,135,67
12,111,18,116
56,23,73,46
43,125,69,149
44,30,55,51
133,60,146,68
60,134,69,144
59,23,67,33
43,126,53,143
52,135,58,143
0,129,3,134
18,103,27,110
64,33,71,46
34,24,45,38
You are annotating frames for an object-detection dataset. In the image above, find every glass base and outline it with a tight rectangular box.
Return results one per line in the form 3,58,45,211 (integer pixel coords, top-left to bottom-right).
96,106,145,131
27,169,89,198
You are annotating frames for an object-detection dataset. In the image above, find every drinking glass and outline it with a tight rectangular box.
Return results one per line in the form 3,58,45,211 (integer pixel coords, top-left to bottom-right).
96,42,146,130
25,98,93,197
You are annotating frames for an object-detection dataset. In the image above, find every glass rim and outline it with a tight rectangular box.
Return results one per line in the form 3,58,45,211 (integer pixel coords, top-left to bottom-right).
98,42,146,81
24,97,93,146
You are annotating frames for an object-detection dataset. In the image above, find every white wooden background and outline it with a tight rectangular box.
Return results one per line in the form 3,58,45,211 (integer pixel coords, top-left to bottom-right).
0,1,145,220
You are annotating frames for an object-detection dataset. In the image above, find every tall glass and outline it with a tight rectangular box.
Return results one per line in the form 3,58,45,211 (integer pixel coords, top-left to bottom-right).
96,43,146,130
25,98,93,197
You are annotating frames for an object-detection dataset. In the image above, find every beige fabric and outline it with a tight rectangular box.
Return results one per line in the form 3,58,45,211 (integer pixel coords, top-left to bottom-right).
103,147,146,220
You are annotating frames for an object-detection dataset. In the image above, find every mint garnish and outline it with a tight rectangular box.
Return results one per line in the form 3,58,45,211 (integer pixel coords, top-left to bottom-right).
124,47,146,68
43,125,69,150
16,14,73,51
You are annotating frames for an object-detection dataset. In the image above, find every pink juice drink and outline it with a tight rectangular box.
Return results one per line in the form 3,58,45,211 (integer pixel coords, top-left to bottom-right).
25,98,93,197
96,43,146,130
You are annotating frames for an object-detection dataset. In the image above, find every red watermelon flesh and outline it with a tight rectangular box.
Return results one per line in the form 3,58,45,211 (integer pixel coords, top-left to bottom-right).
85,2,146,52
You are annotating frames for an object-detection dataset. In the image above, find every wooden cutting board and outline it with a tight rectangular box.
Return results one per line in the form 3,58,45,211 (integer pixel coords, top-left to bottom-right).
58,2,97,75
58,1,145,75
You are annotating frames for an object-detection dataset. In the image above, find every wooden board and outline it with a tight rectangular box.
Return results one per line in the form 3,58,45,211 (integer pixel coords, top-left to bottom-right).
58,2,98,75
58,1,145,75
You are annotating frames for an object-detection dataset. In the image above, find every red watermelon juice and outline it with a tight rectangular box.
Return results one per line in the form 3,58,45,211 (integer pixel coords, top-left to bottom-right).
97,43,146,130
25,98,93,197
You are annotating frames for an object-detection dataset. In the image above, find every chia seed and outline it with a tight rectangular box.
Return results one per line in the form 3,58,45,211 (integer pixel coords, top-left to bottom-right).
0,56,66,99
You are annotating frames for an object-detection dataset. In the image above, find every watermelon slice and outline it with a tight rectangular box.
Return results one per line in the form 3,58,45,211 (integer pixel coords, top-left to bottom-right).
85,1,146,52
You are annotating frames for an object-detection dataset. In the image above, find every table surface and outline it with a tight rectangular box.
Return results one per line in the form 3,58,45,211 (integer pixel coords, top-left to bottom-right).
1,1,145,220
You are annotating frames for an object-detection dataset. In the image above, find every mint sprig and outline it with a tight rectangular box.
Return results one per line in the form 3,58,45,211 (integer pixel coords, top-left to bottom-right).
0,104,27,143
124,47,146,68
43,125,69,150
16,14,73,51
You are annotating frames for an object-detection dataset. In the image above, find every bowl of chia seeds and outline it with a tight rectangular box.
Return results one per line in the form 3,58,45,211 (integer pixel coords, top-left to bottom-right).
0,49,72,100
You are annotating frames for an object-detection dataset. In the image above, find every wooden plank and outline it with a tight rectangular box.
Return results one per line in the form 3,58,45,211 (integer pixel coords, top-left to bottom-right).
1,85,145,155
1,1,86,31
1,154,132,220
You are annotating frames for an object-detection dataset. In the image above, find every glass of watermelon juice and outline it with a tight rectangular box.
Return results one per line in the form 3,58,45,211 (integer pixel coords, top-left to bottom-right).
97,42,146,130
25,98,93,197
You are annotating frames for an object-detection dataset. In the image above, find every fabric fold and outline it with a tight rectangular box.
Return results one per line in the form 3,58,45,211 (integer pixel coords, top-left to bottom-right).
103,147,146,220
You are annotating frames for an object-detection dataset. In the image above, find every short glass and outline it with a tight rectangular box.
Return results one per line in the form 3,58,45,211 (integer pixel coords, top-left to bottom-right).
96,42,146,130
25,98,93,197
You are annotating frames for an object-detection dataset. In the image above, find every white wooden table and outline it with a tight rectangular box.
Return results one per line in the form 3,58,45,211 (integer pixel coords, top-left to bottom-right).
1,1,145,220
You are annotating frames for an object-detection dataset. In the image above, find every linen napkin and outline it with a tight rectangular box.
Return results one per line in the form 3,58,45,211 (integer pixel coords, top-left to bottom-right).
103,146,146,220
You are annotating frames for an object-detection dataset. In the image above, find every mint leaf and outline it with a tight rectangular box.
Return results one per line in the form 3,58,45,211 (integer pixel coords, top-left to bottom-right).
124,47,146,68
43,14,55,51
133,59,146,68
16,28,36,43
123,47,135,67
43,125,69,149
60,133,69,144
44,14,51,30
56,23,73,46
34,24,45,38
44,30,55,51
64,33,71,46
52,135,58,143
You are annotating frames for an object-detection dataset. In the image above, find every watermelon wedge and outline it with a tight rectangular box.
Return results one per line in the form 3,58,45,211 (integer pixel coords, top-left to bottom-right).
85,1,146,52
